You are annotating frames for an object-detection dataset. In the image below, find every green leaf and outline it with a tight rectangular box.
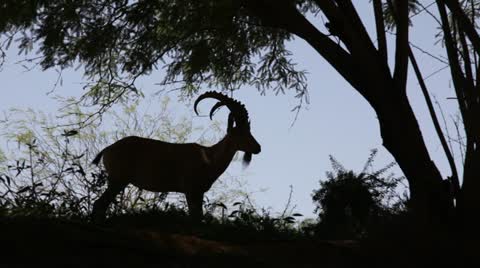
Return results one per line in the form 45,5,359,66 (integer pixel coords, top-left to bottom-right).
62,130,79,137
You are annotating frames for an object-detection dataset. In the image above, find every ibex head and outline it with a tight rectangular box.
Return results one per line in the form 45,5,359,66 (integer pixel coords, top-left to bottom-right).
194,91,261,165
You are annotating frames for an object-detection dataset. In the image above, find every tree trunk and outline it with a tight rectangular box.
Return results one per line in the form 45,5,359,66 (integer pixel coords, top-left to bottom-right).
374,91,453,230
458,149,480,233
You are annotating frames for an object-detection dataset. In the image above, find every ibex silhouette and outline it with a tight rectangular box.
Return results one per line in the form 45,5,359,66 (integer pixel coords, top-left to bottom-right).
91,91,261,222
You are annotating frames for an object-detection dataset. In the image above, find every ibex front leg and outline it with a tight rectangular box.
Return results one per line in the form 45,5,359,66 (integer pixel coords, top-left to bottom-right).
186,191,204,222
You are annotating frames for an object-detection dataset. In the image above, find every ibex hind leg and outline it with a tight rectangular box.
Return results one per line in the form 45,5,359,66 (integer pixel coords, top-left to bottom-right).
186,192,204,223
91,181,126,224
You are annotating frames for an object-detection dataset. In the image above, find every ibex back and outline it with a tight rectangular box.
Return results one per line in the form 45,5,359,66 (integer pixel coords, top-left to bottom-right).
91,91,261,222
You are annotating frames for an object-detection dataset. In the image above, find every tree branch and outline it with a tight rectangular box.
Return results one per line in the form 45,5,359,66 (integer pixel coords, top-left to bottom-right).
437,1,472,143
373,0,388,66
307,0,394,106
458,29,475,96
442,0,480,54
311,0,342,24
409,47,460,197
390,0,410,92
334,0,378,54
242,0,370,99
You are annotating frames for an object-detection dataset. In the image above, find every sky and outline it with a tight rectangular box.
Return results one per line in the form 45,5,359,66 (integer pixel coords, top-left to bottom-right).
0,3,460,219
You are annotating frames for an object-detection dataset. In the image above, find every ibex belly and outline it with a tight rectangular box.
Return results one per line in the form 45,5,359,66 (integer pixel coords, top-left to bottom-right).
128,159,204,193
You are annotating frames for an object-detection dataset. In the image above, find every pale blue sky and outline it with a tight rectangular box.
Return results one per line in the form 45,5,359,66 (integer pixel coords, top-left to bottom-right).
0,3,460,218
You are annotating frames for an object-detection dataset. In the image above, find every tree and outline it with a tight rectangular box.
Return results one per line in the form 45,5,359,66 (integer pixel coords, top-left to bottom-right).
1,0,479,232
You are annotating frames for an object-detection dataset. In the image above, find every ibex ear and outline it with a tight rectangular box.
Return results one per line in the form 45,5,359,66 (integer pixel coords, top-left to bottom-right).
227,112,235,133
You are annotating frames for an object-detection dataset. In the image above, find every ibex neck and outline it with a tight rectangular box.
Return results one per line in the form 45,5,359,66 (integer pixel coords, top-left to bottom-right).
207,134,237,175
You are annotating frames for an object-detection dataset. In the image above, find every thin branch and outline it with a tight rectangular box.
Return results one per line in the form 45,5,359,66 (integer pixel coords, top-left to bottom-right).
414,1,442,26
433,94,455,161
281,185,294,218
451,114,466,166
46,69,63,95
409,46,460,196
410,42,449,64
424,65,450,80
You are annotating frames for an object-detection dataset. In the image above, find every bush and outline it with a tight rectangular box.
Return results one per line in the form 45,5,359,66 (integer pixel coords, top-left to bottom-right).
312,150,407,240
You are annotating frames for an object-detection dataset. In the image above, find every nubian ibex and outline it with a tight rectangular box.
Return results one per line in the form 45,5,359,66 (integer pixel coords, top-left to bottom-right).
91,91,261,222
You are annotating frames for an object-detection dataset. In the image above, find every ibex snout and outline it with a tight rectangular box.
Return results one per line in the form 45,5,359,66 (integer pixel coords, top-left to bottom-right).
252,142,261,154
244,133,261,154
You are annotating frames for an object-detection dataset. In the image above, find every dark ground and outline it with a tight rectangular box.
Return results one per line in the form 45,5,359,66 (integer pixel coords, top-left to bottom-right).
0,217,477,268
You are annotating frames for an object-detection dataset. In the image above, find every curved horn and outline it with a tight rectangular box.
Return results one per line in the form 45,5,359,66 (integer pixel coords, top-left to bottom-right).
209,101,225,119
194,91,250,127
194,91,228,116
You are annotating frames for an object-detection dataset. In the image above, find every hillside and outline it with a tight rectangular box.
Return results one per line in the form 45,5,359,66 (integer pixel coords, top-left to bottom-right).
0,216,364,267
1,216,475,268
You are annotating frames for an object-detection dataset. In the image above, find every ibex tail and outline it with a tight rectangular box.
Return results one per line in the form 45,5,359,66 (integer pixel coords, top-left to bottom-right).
92,150,105,166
